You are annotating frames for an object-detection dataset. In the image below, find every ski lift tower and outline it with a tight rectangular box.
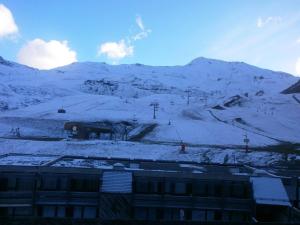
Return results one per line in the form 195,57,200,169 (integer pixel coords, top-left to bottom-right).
150,102,159,119
244,134,250,153
185,88,191,105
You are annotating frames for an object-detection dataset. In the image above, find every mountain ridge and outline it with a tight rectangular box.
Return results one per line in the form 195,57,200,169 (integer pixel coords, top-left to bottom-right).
0,55,300,150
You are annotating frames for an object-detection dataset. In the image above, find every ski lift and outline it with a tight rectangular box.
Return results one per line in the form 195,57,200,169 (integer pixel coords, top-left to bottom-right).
58,107,66,113
132,114,137,123
179,142,186,154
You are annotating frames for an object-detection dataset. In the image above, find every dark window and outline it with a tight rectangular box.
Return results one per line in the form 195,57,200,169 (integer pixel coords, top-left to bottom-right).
37,206,43,217
207,183,214,196
74,206,82,218
66,206,74,218
0,178,8,191
148,182,155,193
58,177,68,190
214,183,223,197
148,208,156,220
70,178,99,192
174,182,186,195
186,183,192,195
183,209,192,220
134,207,147,220
135,181,148,193
156,208,163,220
243,185,249,198
84,179,99,192
16,177,33,191
0,207,8,216
14,207,32,216
42,178,57,190
71,179,85,191
157,182,164,194
194,182,207,196
164,182,171,194
231,183,244,198
214,211,222,221
83,207,97,218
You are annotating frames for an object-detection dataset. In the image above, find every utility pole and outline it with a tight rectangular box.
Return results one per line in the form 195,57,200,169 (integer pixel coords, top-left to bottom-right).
185,89,191,105
244,134,250,153
150,102,159,119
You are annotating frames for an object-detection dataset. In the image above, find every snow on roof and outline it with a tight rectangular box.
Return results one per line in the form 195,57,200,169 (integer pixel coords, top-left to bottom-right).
250,177,291,206
0,155,57,166
51,158,113,169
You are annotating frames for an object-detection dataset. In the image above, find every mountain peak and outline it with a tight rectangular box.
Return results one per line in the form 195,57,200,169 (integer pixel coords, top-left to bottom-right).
0,56,13,67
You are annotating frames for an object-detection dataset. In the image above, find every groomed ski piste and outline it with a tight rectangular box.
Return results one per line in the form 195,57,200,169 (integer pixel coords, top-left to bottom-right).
0,56,300,167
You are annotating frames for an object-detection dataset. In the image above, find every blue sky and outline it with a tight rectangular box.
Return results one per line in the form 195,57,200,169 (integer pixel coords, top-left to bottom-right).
0,0,300,75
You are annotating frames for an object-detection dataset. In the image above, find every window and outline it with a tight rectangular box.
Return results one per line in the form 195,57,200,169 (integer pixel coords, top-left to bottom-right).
157,182,164,193
192,210,206,221
57,206,65,218
194,182,207,196
41,178,57,190
175,183,186,194
43,206,55,217
14,207,32,216
66,206,74,218
156,208,164,220
74,206,82,218
148,208,156,220
214,183,223,197
164,182,172,194
184,209,192,220
186,183,192,195
0,208,8,216
57,177,68,190
207,210,214,221
70,178,99,192
16,177,33,191
231,211,244,221
148,182,157,193
231,183,244,198
207,183,215,196
134,207,147,220
164,208,172,220
83,207,97,218
135,181,148,193
85,179,99,192
214,211,222,221
0,178,8,191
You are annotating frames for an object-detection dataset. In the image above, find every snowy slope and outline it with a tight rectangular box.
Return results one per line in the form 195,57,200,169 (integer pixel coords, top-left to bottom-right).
0,56,299,150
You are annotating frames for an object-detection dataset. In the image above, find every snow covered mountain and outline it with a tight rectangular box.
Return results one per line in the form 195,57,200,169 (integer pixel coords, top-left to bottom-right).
0,55,300,155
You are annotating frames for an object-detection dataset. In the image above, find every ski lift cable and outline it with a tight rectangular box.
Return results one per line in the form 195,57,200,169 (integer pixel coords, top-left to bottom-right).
172,123,183,143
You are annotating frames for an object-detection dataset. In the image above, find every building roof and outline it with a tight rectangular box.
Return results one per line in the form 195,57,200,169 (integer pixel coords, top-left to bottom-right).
250,177,291,206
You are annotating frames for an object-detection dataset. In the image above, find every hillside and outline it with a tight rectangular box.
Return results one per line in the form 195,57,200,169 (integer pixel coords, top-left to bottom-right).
0,56,300,166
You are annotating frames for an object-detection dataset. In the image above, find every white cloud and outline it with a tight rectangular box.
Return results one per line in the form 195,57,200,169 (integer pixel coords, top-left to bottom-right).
296,58,300,76
136,15,144,30
0,4,18,38
17,39,77,69
257,16,282,28
133,15,151,41
97,15,150,61
297,38,300,44
98,39,133,60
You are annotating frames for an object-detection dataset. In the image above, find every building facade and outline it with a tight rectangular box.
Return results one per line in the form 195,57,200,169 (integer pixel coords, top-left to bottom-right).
0,154,299,224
